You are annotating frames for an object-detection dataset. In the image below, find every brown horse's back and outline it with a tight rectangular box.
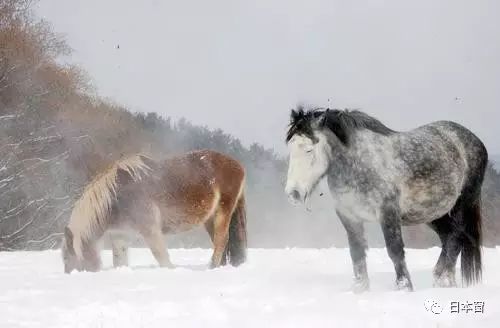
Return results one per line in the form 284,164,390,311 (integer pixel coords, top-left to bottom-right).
158,150,244,191
154,150,245,233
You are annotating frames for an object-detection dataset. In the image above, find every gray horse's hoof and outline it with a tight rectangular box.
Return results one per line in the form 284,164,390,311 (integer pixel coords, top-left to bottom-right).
433,272,457,288
396,276,414,291
352,278,370,293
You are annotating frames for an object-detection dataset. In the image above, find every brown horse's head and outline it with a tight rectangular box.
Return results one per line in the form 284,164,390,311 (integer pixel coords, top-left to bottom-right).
61,227,100,273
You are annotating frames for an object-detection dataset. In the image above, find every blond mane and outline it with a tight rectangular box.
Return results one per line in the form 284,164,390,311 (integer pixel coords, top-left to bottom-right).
67,154,152,258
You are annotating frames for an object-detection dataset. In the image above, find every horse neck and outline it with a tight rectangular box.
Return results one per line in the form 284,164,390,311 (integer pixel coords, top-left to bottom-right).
348,129,394,164
327,130,394,182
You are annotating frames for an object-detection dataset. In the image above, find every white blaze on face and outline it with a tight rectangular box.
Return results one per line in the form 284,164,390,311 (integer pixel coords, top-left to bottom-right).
285,133,331,204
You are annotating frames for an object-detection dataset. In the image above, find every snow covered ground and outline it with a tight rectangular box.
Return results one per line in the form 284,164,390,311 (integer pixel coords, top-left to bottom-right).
1,248,499,327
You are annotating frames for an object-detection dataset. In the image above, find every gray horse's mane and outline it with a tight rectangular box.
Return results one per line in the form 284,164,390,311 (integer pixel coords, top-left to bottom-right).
286,106,395,144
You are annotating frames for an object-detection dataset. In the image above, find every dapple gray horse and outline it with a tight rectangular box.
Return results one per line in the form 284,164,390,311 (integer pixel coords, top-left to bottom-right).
285,108,487,292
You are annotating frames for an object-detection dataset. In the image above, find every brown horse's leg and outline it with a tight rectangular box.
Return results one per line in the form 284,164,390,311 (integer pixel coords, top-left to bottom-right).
135,201,174,268
204,219,214,243
141,229,174,268
205,217,228,266
110,233,129,268
210,206,233,269
82,243,102,272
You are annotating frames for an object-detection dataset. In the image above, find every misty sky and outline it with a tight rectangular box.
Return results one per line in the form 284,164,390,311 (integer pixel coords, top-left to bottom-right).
36,0,500,154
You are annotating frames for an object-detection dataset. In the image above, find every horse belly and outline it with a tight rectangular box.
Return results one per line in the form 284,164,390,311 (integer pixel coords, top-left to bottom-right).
159,191,220,233
400,183,460,224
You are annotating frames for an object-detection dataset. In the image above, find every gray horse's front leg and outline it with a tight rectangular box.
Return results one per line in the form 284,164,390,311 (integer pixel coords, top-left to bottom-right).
380,203,413,291
337,211,370,293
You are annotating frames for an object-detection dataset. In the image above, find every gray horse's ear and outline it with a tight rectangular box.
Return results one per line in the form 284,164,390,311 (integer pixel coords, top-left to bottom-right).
318,109,329,127
64,227,75,255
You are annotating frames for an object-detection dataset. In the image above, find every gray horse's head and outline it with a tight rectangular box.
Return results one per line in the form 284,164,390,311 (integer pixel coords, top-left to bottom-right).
284,107,394,204
285,108,332,204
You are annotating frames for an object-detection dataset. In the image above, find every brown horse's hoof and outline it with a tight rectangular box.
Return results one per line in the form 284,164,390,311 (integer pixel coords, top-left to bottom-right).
208,262,219,270
159,262,175,269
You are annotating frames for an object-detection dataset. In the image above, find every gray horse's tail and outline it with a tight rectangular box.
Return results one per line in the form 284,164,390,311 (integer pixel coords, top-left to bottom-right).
460,147,487,286
225,192,248,266
460,198,482,286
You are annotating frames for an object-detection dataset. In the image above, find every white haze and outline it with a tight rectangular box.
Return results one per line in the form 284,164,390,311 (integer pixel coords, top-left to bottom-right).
36,0,500,155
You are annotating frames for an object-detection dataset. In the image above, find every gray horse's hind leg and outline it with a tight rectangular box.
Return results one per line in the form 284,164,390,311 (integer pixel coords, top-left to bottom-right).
337,211,369,293
428,215,459,287
110,233,129,268
380,202,413,291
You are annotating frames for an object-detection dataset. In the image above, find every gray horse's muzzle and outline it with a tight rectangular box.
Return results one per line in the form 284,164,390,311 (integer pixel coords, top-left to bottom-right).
286,187,307,205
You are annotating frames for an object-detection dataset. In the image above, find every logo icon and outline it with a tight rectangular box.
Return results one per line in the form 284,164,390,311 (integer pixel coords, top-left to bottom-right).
424,300,443,314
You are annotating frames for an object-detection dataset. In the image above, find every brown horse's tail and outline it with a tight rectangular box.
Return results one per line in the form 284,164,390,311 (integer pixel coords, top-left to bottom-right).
225,191,248,266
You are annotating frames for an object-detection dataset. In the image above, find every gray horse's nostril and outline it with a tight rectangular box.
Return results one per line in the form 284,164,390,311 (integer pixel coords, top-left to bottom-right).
290,189,301,201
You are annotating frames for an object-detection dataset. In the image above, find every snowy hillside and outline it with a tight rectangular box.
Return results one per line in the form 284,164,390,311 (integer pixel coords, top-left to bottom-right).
1,248,499,327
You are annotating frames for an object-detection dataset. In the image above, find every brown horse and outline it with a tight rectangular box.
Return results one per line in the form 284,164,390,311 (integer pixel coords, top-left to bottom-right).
62,150,247,273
